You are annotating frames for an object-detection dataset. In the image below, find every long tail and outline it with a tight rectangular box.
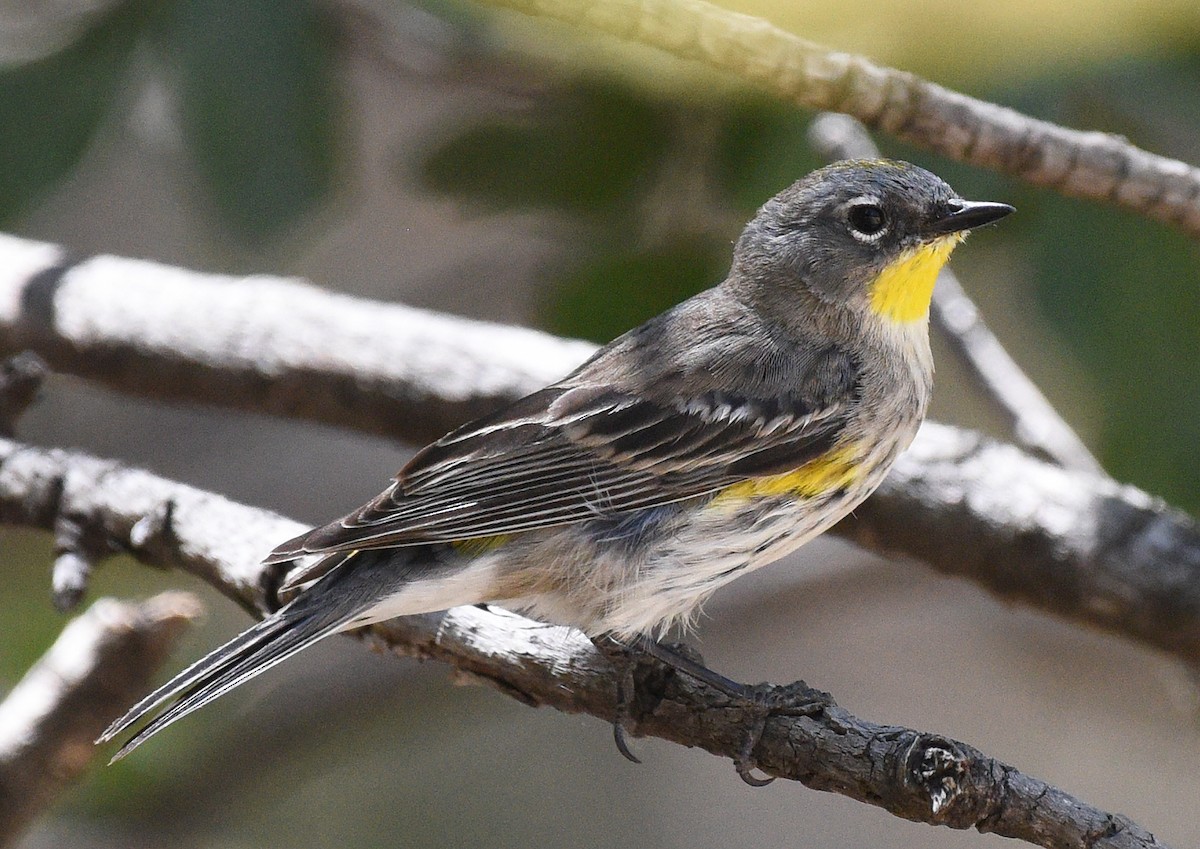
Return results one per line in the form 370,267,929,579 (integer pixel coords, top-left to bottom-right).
99,556,365,762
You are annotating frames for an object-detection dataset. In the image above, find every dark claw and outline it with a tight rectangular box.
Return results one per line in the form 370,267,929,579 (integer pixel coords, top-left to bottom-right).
613,720,642,764
633,639,779,783
732,687,775,786
612,656,642,764
592,635,643,764
736,763,776,787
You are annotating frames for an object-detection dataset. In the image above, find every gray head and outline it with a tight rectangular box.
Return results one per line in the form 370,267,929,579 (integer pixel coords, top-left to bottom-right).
729,160,1012,325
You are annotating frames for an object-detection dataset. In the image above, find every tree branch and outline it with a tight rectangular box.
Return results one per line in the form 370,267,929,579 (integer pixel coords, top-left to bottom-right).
479,0,1200,238
852,425,1200,666
808,112,1104,474
0,592,199,848
0,234,596,446
0,436,1174,849
0,234,1197,663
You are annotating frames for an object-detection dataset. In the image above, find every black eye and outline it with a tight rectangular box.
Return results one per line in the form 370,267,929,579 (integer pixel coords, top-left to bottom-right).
848,203,887,237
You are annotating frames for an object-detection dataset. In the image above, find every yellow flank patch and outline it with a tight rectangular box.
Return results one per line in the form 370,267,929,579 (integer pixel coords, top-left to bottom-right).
451,534,512,557
868,234,963,324
714,444,863,504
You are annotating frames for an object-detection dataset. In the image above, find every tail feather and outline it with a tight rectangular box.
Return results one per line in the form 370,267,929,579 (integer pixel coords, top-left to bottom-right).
99,604,353,762
99,547,433,762
100,618,288,741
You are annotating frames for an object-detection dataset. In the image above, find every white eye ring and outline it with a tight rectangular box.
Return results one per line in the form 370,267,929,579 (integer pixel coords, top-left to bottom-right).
846,198,888,243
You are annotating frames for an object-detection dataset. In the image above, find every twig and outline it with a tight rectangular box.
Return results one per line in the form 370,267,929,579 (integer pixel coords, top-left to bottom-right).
808,112,1104,474
0,593,200,848
0,436,1174,849
479,0,1200,238
0,352,46,438
0,236,1195,661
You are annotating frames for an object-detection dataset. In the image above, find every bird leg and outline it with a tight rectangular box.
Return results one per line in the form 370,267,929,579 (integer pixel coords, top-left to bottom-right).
596,636,833,786
633,638,747,698
635,638,778,785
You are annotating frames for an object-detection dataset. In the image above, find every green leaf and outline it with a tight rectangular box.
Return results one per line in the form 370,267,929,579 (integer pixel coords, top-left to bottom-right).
163,0,338,243
541,235,729,343
0,4,143,223
419,79,671,217
712,97,822,213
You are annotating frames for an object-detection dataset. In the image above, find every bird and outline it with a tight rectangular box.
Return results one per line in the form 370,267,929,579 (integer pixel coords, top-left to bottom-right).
99,159,1012,763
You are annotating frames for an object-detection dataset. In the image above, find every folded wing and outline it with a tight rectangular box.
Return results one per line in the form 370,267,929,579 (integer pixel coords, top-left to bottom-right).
268,345,860,574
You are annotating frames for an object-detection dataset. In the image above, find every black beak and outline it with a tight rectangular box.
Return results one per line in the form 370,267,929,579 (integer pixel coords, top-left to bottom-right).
926,200,1014,236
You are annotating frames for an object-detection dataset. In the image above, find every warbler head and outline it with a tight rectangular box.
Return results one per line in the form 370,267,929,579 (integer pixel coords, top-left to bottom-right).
730,160,1013,326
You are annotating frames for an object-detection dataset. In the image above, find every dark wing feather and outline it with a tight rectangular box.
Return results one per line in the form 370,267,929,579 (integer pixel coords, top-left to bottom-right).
269,372,857,569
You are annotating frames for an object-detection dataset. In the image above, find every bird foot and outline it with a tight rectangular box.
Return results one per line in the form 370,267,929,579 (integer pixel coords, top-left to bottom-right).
730,681,833,786
592,636,833,786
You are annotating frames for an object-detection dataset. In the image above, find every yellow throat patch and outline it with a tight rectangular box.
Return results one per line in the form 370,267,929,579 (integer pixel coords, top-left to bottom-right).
868,234,963,324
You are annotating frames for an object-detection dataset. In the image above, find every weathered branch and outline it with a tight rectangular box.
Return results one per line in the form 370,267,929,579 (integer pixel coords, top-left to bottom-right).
479,0,1200,238
0,593,199,847
854,426,1200,665
0,234,1197,663
808,112,1104,474
0,437,1173,849
0,234,596,446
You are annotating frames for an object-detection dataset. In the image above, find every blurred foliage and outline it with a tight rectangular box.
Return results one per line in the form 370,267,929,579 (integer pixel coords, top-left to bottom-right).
0,532,77,678
420,88,827,339
164,0,338,242
422,80,672,218
0,0,338,245
715,0,1200,85
1030,198,1200,509
0,3,144,223
549,235,728,341
712,100,824,214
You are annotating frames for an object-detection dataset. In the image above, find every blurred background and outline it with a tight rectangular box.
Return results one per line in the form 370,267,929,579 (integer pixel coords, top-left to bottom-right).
2,0,1200,846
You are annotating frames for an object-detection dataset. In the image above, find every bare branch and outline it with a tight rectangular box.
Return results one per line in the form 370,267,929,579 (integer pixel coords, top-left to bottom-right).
0,234,596,446
808,112,1104,474
852,425,1200,666
0,593,200,847
479,0,1200,238
0,437,1174,849
0,235,1197,662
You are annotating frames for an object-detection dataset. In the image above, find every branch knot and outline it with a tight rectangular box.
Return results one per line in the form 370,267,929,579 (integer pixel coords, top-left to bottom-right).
902,734,970,818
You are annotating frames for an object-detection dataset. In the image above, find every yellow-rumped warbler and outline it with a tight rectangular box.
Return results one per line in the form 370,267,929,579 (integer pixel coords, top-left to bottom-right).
101,160,1011,761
